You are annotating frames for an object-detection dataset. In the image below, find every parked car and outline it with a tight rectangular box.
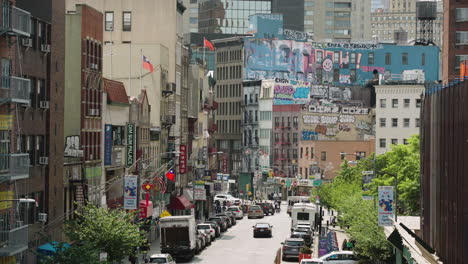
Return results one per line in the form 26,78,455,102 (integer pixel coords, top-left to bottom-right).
252,223,273,238
197,224,216,241
228,206,244,219
148,253,176,264
198,230,211,247
204,221,221,237
294,224,313,234
208,217,228,232
281,238,305,261
305,251,358,264
218,215,232,228
217,212,236,225
214,194,236,206
232,198,242,206
291,229,312,247
258,202,275,215
248,205,264,219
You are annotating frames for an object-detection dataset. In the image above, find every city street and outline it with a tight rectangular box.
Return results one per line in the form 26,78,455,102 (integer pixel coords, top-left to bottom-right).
182,205,293,264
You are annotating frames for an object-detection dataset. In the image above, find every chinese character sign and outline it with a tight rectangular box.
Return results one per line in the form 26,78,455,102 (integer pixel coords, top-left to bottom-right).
179,145,187,174
104,124,113,166
378,186,394,226
124,175,138,209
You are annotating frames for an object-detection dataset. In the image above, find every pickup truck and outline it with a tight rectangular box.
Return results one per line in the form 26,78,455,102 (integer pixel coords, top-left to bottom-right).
160,215,197,260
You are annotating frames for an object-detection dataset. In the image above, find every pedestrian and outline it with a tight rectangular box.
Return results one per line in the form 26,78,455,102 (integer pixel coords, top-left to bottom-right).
128,254,137,264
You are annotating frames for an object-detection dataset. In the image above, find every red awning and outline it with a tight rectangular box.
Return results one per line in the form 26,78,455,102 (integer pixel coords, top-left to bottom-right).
169,195,194,210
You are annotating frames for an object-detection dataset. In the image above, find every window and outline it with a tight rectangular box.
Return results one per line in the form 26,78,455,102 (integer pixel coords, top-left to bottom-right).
105,12,114,31
403,139,408,145
421,53,426,66
334,52,340,63
305,11,314,16
415,118,420,127
300,147,303,158
350,53,356,64
403,118,410,127
404,99,410,108
385,53,391,65
392,99,398,108
455,55,468,69
392,118,398,127
456,32,468,45
379,139,386,148
350,69,356,82
293,117,298,128
391,139,398,145
380,99,386,108
402,53,408,65
321,151,326,161
189,17,198,24
122,12,132,31
317,51,323,63
368,52,374,65
456,8,468,22
333,69,339,82
379,118,386,127
113,126,125,145
416,99,421,108
293,133,298,143
356,152,366,160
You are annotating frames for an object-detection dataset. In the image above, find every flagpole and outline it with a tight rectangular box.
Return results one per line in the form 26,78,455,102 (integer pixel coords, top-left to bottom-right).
140,49,143,91
203,38,206,66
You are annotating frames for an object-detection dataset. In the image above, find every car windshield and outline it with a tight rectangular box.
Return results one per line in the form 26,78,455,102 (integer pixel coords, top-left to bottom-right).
293,232,308,236
198,225,210,229
286,240,305,247
250,206,261,210
149,257,167,263
255,224,270,228
228,207,238,211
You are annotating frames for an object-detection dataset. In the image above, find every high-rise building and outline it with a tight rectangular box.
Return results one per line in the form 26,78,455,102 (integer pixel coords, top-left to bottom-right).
372,0,390,11
303,0,372,42
271,0,305,32
182,0,200,33
442,0,468,82
198,0,272,34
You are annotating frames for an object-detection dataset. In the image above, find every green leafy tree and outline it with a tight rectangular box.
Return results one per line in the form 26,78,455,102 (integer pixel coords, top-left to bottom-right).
65,205,146,263
39,242,105,264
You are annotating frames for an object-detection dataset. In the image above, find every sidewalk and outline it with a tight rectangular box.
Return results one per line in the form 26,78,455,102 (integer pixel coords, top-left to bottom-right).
122,237,161,264
313,207,349,258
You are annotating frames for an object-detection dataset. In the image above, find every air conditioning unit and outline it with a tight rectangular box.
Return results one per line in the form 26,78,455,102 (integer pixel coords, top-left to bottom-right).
39,101,49,109
41,44,50,53
38,213,47,222
22,38,32,47
39,157,48,165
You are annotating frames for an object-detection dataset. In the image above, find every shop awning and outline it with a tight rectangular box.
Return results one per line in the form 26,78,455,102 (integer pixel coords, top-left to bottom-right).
169,195,194,210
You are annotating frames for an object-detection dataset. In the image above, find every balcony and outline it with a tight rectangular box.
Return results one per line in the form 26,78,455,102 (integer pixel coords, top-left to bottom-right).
0,1,31,37
0,76,31,105
0,154,29,181
161,115,175,126
0,224,28,256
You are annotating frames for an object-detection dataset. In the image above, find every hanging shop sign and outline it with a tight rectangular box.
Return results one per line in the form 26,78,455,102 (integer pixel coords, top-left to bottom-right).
179,145,187,174
126,123,136,167
104,124,113,166
123,175,138,209
378,186,394,226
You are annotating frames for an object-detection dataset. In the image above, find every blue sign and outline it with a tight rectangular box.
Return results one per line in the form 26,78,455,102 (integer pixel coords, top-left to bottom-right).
104,124,113,166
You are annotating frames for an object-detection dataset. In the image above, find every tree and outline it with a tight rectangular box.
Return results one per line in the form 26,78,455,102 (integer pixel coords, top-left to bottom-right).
39,242,105,264
65,205,146,263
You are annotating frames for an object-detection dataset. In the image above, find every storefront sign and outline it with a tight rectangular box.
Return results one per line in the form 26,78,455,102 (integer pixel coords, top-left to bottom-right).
378,186,394,226
222,154,228,173
179,145,187,174
0,114,13,130
126,123,136,167
104,124,113,166
123,175,138,209
194,184,206,201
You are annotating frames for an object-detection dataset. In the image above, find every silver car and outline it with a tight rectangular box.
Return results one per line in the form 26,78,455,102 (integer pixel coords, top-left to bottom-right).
248,205,264,219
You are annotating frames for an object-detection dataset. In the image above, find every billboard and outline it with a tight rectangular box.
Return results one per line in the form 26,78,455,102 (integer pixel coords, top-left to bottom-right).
124,175,138,210
378,186,394,226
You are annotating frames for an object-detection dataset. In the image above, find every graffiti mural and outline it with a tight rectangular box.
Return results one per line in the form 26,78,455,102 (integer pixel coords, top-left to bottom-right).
302,131,318,141
273,78,310,105
310,85,352,101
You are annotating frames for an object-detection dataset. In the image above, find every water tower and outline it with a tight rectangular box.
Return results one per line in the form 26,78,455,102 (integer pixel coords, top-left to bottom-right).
415,1,437,45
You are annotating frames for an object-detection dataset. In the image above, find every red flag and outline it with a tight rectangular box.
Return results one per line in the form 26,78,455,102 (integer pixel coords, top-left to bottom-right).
142,56,154,73
165,168,175,182
204,37,215,51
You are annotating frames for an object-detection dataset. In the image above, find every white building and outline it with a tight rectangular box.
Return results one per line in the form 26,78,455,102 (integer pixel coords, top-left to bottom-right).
375,84,424,155
258,79,274,171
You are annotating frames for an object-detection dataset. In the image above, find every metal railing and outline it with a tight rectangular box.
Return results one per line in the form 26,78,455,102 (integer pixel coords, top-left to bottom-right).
0,153,30,181
0,1,31,37
0,76,31,104
0,224,28,256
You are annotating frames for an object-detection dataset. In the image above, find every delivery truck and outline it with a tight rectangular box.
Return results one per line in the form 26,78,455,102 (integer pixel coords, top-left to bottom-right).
160,215,197,260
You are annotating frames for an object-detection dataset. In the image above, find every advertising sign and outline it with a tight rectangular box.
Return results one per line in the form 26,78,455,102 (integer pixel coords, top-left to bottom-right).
126,123,136,167
0,114,13,130
222,154,228,173
194,184,206,201
179,145,187,174
104,124,113,166
378,186,394,226
123,175,138,209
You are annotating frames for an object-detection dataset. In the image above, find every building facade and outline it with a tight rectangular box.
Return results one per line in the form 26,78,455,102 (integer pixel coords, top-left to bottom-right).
182,0,199,33
442,0,468,82
303,0,372,42
375,84,423,154
198,0,272,34
241,80,261,174
271,0,304,32
258,79,274,171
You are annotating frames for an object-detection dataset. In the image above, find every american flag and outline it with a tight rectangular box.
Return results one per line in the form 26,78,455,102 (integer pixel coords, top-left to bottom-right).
153,176,166,194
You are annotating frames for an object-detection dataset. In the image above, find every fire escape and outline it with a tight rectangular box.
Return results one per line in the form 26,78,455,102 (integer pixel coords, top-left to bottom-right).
0,0,32,257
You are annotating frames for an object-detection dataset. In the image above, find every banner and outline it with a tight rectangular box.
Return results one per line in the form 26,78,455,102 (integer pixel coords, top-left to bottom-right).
123,175,138,209
104,124,113,166
126,123,136,167
222,154,228,173
378,186,394,226
194,184,206,201
179,145,187,174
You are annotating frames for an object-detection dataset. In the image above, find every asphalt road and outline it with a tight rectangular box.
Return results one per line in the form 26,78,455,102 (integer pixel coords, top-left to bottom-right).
183,204,295,264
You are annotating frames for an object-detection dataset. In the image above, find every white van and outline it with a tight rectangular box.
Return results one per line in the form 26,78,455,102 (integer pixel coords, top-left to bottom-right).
291,203,317,230
287,196,311,215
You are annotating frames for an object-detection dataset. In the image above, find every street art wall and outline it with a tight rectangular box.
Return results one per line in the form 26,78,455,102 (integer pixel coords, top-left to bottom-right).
244,38,440,85
273,78,310,105
301,102,374,141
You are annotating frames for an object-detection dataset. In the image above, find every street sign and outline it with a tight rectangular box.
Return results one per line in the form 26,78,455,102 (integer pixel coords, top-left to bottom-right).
292,181,297,187
313,180,322,186
362,171,374,175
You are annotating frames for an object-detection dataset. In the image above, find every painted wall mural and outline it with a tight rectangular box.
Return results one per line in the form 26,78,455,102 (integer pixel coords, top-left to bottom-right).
273,78,310,105
301,102,374,141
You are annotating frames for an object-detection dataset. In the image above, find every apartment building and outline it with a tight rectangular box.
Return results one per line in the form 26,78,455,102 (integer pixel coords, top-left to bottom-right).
442,0,468,82
241,80,261,174
375,84,424,155
258,79,274,171
303,0,372,42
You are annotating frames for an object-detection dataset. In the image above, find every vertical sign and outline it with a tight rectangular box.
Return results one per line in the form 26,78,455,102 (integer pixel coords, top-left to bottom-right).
222,154,228,173
123,175,138,209
104,124,113,166
126,123,135,167
378,186,394,226
179,145,187,174
194,184,206,201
